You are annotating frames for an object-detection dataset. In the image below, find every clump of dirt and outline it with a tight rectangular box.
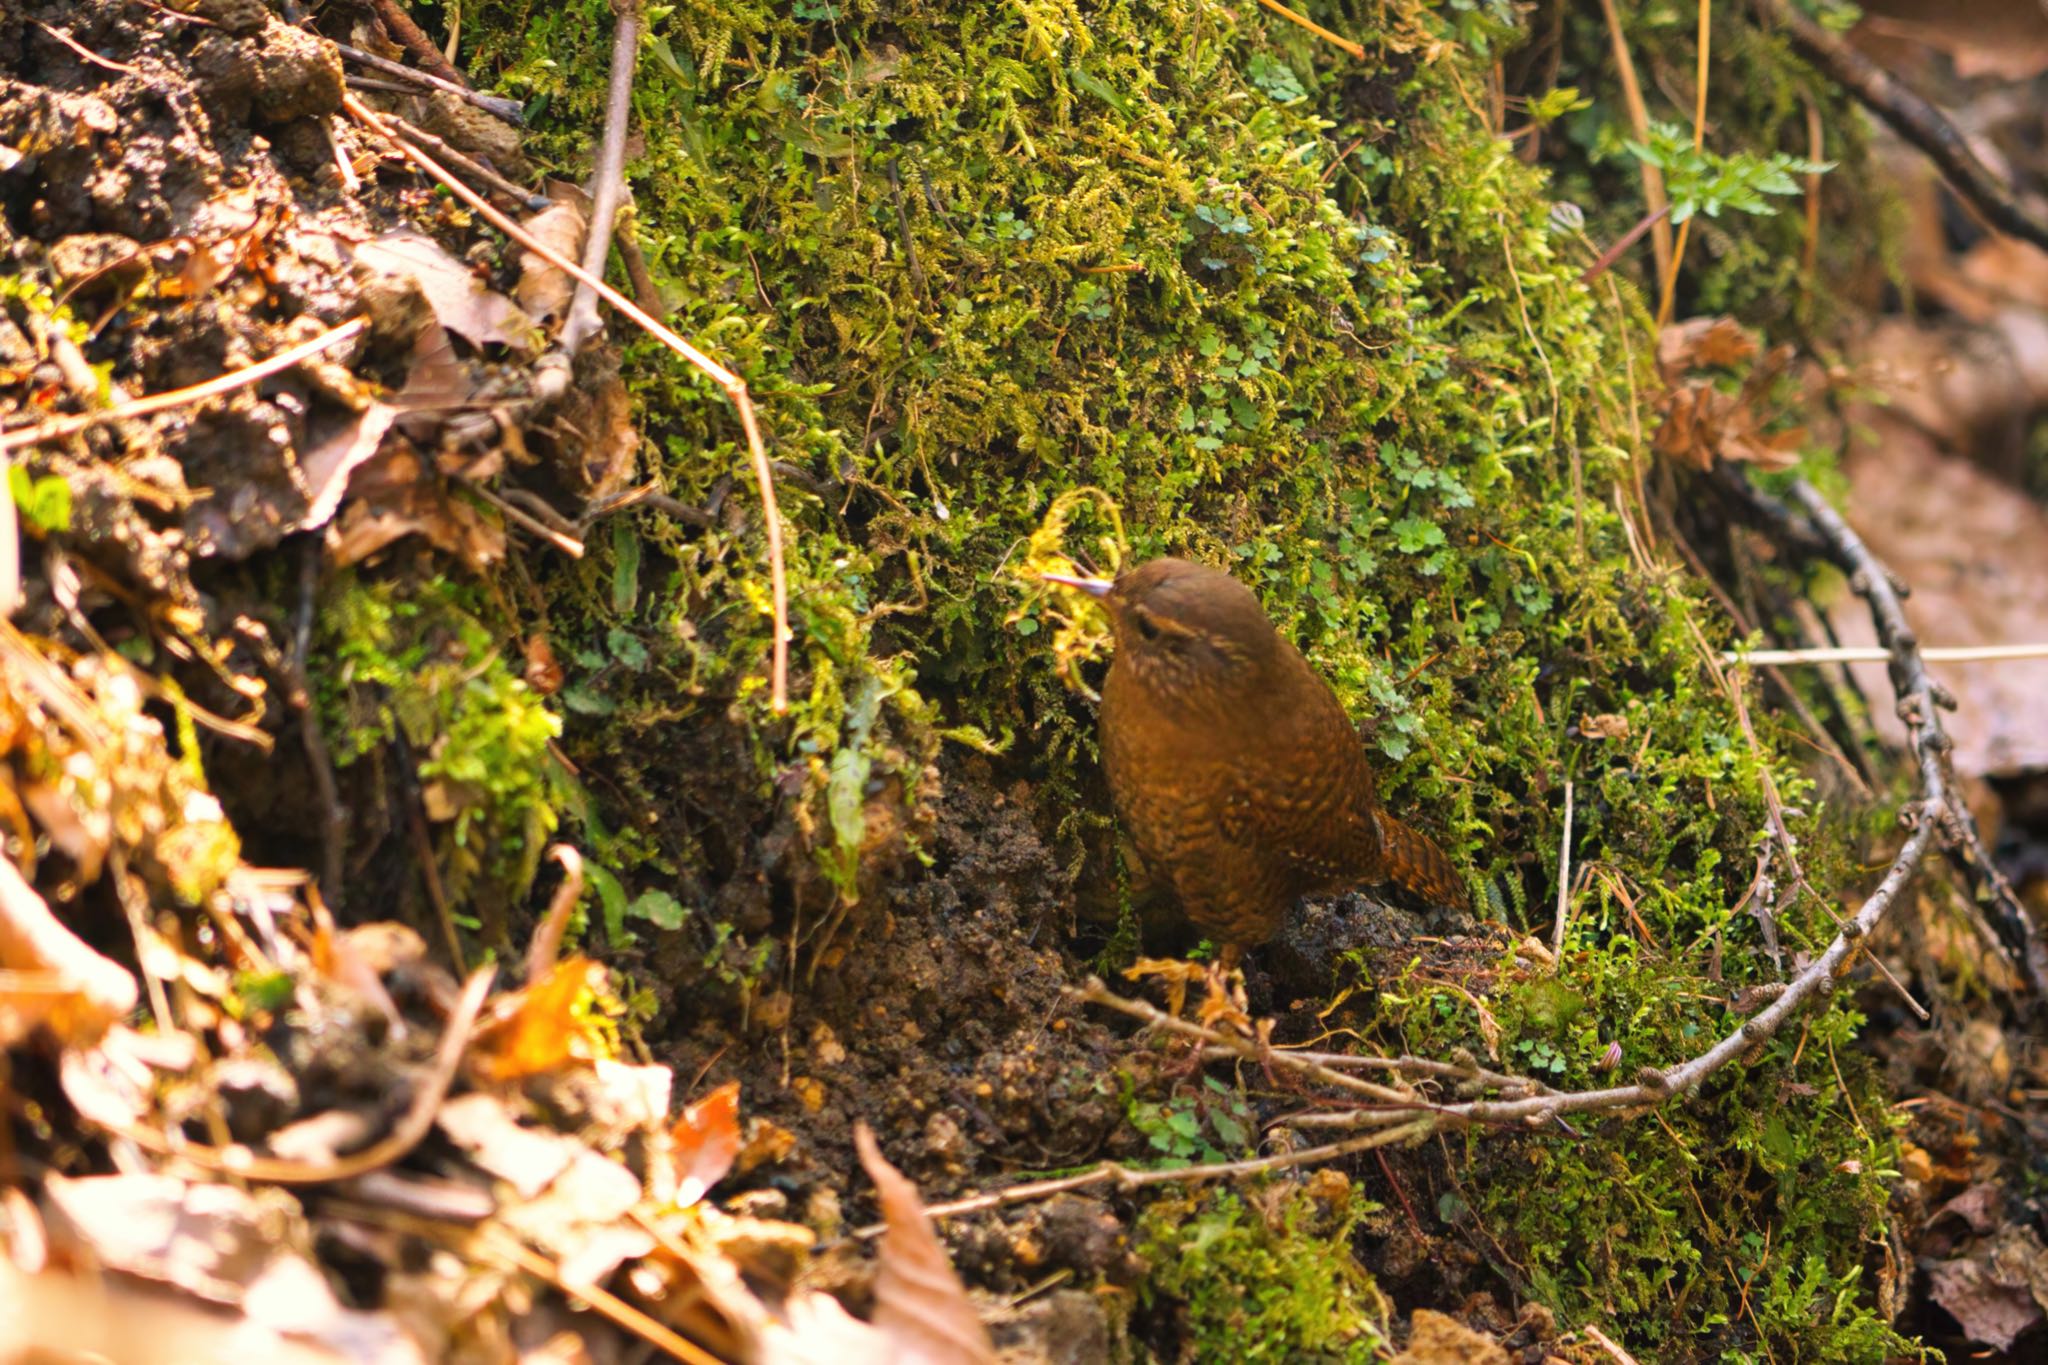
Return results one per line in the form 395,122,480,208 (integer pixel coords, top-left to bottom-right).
658,752,1124,1206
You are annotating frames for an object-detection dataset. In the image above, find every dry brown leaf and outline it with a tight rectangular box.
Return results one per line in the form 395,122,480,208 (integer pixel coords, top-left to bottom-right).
672,1081,741,1207
1654,319,1802,472
1928,1225,2048,1352
0,1260,423,1365
40,1174,283,1305
854,1123,998,1365
298,400,396,533
354,232,536,352
514,192,588,327
435,1093,577,1199
0,853,137,1047
1659,315,1758,372
1121,956,1210,1018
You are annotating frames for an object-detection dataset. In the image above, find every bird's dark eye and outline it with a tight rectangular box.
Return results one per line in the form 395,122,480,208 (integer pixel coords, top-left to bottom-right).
1132,608,1161,642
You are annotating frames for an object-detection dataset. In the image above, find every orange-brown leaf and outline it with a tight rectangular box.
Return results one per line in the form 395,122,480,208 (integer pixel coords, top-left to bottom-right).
672,1081,741,1207
853,1124,996,1365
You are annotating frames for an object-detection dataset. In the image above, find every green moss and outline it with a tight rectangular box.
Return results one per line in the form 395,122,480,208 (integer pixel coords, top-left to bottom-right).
1137,1185,1387,1362
318,575,571,946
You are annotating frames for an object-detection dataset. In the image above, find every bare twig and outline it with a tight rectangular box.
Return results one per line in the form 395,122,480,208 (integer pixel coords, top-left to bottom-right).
1722,474,2048,1001
333,42,526,124
857,1118,1432,1236
0,319,366,454
380,113,545,211
1596,0,1673,286
1551,779,1575,961
458,477,586,557
1584,1323,1643,1365
1077,977,1419,1106
368,0,466,86
1252,0,1364,60
527,845,583,986
344,95,791,713
1725,643,2048,666
1580,203,1672,285
491,1237,726,1365
1655,0,1712,328
561,0,643,357
1754,0,2048,253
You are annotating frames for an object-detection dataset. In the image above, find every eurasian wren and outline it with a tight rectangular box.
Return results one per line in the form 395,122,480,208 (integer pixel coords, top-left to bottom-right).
1047,558,1469,966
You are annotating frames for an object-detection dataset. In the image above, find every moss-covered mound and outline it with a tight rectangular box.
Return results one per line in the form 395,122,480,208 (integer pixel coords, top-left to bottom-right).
312,0,1919,1356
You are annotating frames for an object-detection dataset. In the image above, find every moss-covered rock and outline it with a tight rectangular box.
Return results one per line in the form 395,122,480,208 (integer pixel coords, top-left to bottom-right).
316,0,1925,1355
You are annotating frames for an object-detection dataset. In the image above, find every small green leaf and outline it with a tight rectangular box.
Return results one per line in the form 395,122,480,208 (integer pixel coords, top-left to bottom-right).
628,889,688,930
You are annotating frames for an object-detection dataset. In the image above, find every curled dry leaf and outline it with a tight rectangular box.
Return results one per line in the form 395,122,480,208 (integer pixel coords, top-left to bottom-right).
1578,713,1630,740
1654,317,1805,473
514,189,589,328
353,232,537,353
671,1080,741,1208
854,1123,998,1365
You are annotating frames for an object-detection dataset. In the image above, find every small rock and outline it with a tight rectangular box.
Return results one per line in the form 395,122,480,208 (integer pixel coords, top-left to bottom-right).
250,22,345,123
189,0,270,35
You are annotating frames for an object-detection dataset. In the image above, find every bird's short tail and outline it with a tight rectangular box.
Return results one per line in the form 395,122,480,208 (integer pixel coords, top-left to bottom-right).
1372,809,1470,912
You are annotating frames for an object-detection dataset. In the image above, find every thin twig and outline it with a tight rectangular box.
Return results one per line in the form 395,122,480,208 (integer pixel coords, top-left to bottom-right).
1596,0,1673,286
1753,0,2048,254
1580,203,1671,285
332,43,526,124
1551,779,1575,961
33,21,141,75
1584,1324,1642,1365
1724,643,2048,666
368,0,467,86
381,114,546,211
0,319,366,454
1252,0,1364,60
107,852,171,1037
562,0,642,357
1077,977,1417,1105
492,1237,726,1365
857,1119,1432,1236
527,845,583,986
344,95,791,713
458,478,586,557
1655,0,1712,328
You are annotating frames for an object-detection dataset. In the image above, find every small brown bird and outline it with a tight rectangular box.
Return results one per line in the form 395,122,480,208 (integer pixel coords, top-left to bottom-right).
1046,558,1469,969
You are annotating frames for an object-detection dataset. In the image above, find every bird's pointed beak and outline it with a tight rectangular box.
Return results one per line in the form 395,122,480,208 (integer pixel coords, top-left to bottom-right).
1040,571,1115,599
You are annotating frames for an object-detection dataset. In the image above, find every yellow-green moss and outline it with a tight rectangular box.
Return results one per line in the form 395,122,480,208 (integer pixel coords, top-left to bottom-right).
1137,1184,1388,1362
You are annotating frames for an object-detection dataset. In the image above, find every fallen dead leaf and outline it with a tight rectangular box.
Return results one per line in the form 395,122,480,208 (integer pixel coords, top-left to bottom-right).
1928,1224,2048,1352
354,232,536,352
855,1123,998,1365
671,1081,741,1208
470,957,603,1081
0,853,137,1047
